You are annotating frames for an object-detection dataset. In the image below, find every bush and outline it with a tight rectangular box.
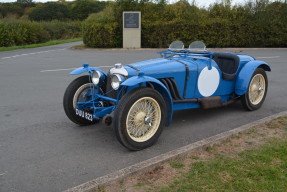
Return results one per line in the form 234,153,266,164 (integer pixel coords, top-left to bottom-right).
0,20,50,46
24,21,50,44
83,22,120,48
83,4,120,48
0,22,14,46
0,20,82,47
85,5,116,24
41,21,82,40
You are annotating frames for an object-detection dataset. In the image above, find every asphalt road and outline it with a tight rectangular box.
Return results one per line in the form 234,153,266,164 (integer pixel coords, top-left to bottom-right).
0,43,286,192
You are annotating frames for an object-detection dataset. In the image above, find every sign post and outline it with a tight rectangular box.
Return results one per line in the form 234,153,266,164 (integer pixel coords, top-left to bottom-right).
123,11,141,49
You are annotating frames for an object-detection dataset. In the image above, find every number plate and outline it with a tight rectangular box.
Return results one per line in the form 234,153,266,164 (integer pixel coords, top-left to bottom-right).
75,109,93,122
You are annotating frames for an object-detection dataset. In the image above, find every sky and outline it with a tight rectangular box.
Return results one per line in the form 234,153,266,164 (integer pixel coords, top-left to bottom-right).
0,0,248,7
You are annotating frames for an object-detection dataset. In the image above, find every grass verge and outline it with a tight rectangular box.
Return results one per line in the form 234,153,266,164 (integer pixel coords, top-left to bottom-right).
160,138,287,191
0,38,82,52
102,116,287,192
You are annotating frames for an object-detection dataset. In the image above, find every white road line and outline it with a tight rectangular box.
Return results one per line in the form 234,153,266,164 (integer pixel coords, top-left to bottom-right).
40,68,77,72
0,48,66,60
257,56,280,59
0,172,6,176
40,66,113,72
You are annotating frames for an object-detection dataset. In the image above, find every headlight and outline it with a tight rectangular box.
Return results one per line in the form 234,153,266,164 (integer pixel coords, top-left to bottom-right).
92,71,101,85
111,74,125,90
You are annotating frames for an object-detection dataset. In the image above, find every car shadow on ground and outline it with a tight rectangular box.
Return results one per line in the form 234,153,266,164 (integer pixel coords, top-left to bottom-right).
67,101,245,152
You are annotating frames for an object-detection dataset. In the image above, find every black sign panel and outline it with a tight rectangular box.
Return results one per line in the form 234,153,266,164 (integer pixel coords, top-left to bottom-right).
124,13,139,28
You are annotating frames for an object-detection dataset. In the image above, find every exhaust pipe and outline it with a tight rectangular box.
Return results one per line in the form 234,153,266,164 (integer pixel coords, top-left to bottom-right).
102,115,113,126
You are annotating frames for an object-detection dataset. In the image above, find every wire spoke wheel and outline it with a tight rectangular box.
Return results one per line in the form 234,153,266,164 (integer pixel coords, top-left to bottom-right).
126,97,161,142
248,74,266,105
113,87,166,151
72,83,92,108
241,68,268,111
63,75,99,125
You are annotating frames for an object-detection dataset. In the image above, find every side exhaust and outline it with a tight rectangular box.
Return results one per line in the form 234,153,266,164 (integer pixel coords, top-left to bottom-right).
199,96,239,109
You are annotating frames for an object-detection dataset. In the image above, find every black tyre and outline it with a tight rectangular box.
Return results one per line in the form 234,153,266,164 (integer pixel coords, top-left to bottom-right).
63,75,98,125
241,68,268,111
113,87,167,151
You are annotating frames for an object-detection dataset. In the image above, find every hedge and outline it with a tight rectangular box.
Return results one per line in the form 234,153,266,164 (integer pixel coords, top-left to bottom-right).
41,21,82,40
83,1,287,48
83,21,287,48
0,20,49,46
0,20,82,47
143,22,287,48
83,22,120,48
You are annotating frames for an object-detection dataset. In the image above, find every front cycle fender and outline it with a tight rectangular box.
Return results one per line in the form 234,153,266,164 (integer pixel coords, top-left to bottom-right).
70,63,107,76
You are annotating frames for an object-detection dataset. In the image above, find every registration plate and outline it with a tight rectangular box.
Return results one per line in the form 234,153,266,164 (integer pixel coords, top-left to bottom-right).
75,109,93,122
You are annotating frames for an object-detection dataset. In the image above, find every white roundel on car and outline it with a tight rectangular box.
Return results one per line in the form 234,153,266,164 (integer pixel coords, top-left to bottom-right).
198,66,220,97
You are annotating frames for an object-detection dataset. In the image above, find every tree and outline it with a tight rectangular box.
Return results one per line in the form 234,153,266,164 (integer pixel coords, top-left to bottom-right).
29,2,71,21
71,0,107,20
16,0,35,8
0,3,24,18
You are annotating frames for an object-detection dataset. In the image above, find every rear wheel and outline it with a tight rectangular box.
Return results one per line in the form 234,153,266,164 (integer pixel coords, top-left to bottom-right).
241,68,268,111
113,87,166,151
63,75,99,125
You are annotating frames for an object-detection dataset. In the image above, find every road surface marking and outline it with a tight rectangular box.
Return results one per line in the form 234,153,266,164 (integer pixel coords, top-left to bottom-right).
0,172,7,176
257,56,280,59
40,68,77,72
0,49,66,60
40,66,113,72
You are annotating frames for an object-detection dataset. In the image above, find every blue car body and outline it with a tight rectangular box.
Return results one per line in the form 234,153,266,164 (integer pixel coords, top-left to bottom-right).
70,50,270,125
64,41,270,150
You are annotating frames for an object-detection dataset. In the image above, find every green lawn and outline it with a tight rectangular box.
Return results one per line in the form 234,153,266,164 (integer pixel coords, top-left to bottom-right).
94,117,287,192
0,38,82,52
159,137,287,192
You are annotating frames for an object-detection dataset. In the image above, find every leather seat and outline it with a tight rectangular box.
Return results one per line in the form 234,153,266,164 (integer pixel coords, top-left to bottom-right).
213,53,240,80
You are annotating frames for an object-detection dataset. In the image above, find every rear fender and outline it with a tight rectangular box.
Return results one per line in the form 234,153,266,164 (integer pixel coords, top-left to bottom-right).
121,75,173,126
235,61,271,95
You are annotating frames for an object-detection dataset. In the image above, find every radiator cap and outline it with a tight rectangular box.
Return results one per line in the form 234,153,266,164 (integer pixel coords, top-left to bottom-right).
115,63,122,69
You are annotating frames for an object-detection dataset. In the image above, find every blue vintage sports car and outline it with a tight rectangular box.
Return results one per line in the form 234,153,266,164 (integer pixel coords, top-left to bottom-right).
63,41,271,150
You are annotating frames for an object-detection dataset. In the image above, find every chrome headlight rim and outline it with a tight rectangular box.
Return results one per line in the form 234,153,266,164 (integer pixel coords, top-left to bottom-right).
111,74,125,90
92,71,102,85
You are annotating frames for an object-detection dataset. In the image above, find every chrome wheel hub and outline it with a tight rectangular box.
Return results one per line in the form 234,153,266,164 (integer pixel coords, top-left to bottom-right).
144,116,152,126
134,111,146,126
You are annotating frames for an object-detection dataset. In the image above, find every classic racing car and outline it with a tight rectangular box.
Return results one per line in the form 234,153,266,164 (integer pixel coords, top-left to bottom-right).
63,41,271,150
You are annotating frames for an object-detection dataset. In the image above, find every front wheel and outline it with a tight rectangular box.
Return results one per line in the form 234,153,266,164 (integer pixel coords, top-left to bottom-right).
241,68,268,111
63,75,99,125
113,87,167,151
